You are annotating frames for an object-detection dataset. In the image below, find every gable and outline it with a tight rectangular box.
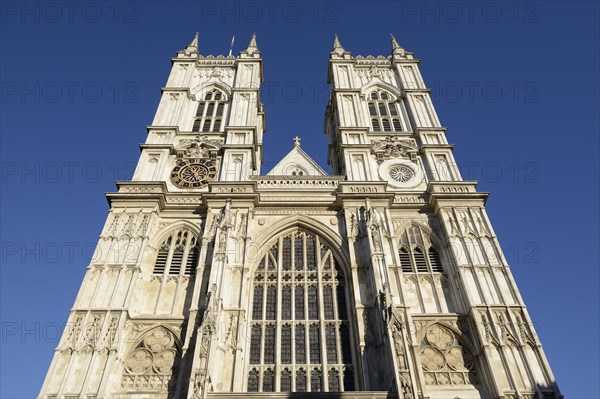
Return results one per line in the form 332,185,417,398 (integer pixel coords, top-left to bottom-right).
266,147,327,176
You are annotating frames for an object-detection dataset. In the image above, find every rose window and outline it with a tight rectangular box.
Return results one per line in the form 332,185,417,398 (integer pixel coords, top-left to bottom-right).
388,165,414,182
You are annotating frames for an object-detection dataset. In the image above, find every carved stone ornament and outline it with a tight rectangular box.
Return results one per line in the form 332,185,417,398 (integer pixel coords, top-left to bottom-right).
371,136,418,163
419,324,479,386
121,326,180,391
176,135,223,159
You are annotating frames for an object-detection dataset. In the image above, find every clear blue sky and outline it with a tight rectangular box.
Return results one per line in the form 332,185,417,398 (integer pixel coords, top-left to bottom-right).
1,1,598,398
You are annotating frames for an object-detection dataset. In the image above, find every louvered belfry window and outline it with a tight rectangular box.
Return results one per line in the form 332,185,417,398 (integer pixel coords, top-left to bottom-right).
368,90,403,133
192,89,227,132
397,226,445,274
247,230,355,393
152,229,199,276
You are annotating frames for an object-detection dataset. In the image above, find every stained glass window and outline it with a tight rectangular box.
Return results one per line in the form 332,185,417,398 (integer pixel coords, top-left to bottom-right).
326,324,338,363
247,230,355,392
265,286,276,320
309,324,320,363
252,286,263,320
328,369,340,391
295,286,305,319
282,286,292,320
249,325,261,364
308,286,319,320
295,325,306,364
281,369,292,391
294,234,304,270
248,369,259,392
282,237,291,270
263,368,274,392
323,286,334,320
296,369,306,392
281,325,292,364
306,236,316,270
263,324,275,364
311,368,322,392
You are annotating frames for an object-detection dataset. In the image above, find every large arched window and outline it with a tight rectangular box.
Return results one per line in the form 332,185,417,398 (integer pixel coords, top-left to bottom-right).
152,229,199,277
192,89,228,132
368,89,403,133
247,229,355,393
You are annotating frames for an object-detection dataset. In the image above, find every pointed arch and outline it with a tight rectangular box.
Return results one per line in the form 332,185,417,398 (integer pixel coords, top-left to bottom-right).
360,81,402,99
190,83,231,133
362,84,405,133
394,221,444,247
148,223,200,277
128,324,184,350
250,215,350,275
244,223,357,393
395,222,447,271
190,81,232,100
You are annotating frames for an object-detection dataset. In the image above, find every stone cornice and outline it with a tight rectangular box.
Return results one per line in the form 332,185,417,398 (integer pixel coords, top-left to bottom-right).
420,144,455,150
335,127,370,133
428,181,489,210
106,180,490,212
415,127,448,134
107,181,205,211
138,143,176,154
146,125,180,135
171,56,237,67
331,88,362,93
253,176,343,190
428,181,479,194
391,58,421,65
337,181,392,197
403,88,432,94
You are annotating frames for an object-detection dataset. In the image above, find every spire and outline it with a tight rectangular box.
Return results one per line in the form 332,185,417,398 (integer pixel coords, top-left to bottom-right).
182,32,199,57
390,34,400,50
390,34,406,57
248,33,257,48
333,34,344,50
243,33,259,55
189,32,199,48
331,33,347,57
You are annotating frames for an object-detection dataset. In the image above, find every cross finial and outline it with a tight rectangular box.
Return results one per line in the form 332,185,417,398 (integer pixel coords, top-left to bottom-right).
293,136,301,148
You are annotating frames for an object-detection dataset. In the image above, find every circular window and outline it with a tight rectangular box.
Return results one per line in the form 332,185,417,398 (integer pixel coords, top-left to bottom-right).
378,159,423,189
389,165,414,182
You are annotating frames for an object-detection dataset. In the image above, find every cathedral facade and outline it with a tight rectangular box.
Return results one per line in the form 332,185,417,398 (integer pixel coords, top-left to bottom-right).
38,34,561,399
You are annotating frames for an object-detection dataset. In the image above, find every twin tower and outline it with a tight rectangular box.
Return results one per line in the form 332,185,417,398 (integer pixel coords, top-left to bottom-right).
39,34,561,399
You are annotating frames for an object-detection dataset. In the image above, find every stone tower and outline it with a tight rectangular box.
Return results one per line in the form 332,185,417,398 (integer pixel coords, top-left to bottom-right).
38,34,561,399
